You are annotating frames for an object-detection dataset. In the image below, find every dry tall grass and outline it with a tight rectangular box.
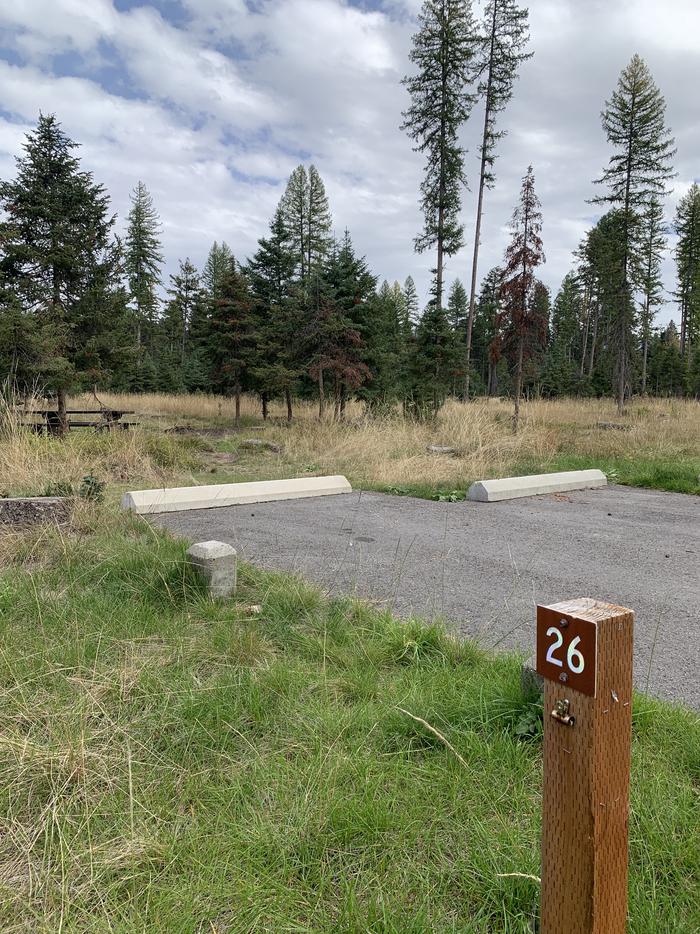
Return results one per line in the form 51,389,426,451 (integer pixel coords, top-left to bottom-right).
253,396,699,489
1,392,698,497
0,392,204,497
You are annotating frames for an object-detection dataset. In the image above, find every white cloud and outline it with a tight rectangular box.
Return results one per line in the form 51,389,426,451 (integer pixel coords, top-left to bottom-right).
0,0,697,322
0,0,116,56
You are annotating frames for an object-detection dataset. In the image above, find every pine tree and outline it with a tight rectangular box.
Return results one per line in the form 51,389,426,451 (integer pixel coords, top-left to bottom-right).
402,0,478,313
125,180,163,350
403,275,420,328
159,258,203,390
528,280,550,391
464,0,532,398
307,166,333,281
322,231,375,418
497,166,545,431
279,165,332,289
550,273,582,363
304,270,369,420
673,183,700,358
247,207,299,420
390,280,409,337
0,292,44,391
447,278,468,332
647,321,686,396
581,210,635,395
638,197,666,392
0,113,124,431
411,302,460,415
279,165,309,283
542,273,583,397
202,241,234,299
472,266,502,394
593,54,676,412
206,259,255,423
361,281,404,412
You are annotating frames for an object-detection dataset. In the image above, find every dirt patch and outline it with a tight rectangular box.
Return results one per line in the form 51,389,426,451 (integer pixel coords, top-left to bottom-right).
203,452,240,466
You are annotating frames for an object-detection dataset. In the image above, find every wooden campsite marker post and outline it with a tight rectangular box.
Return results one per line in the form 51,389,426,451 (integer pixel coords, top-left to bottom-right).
536,598,634,934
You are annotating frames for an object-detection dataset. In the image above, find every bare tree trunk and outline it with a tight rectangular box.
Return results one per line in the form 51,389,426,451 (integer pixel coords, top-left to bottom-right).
234,388,241,425
285,388,293,423
339,383,346,420
464,3,498,400
261,394,268,420
641,336,649,394
318,369,325,420
464,158,488,400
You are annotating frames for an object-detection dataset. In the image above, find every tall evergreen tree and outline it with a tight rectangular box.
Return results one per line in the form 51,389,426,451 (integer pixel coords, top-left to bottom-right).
0,292,45,391
647,321,686,396
528,280,550,389
403,275,420,328
364,281,404,410
304,270,369,420
247,207,299,420
306,166,333,281
580,210,634,394
322,231,376,418
592,54,675,411
125,180,163,350
638,196,666,392
390,280,409,337
402,0,478,313
206,259,255,423
279,165,309,284
447,278,468,332
497,166,545,431
411,302,460,415
673,183,700,359
279,164,332,289
202,241,234,299
472,266,502,394
550,272,582,363
0,113,125,431
464,0,532,397
159,258,203,390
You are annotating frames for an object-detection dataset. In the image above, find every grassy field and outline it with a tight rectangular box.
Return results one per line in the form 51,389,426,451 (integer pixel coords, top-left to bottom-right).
1,393,699,501
0,513,698,932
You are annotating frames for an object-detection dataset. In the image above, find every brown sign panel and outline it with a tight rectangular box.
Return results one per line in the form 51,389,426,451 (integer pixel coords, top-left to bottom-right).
536,605,598,697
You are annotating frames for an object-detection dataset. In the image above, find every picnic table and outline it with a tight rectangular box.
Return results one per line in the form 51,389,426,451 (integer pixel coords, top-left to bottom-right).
22,408,136,435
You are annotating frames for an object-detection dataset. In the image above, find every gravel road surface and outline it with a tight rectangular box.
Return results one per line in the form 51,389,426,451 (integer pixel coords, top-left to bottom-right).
150,486,700,708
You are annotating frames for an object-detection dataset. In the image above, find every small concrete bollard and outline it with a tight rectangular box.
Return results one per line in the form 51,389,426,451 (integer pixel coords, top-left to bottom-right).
186,540,237,598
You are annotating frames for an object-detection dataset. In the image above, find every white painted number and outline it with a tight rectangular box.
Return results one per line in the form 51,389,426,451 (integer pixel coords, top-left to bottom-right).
545,626,564,667
545,625,586,674
567,636,585,674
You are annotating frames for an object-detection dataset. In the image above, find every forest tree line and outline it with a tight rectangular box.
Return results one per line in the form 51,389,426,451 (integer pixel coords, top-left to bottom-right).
0,3,699,430
401,0,699,419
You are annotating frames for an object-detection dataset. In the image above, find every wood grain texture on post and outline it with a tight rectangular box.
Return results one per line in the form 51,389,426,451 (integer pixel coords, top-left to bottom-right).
537,598,634,934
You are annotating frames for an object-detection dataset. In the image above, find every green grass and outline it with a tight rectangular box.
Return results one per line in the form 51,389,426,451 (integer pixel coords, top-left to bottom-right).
368,455,700,501
513,453,700,496
0,515,698,932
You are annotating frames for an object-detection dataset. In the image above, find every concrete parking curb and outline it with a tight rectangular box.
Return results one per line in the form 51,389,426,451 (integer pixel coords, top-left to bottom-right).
122,475,352,515
468,469,607,502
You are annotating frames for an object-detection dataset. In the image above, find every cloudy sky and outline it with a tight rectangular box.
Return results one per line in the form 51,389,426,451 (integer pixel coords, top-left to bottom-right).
0,0,697,323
